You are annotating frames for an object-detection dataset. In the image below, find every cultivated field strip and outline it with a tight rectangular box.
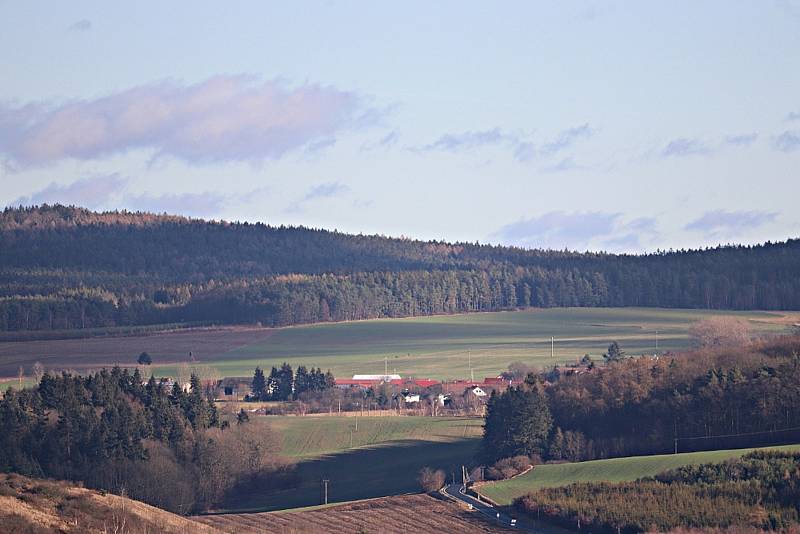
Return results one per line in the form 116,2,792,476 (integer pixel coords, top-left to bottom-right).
195,494,514,533
3,308,792,386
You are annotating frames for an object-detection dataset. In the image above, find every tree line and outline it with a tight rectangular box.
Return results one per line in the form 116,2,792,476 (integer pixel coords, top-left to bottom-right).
250,363,335,401
481,335,800,464
0,367,286,513
2,205,800,332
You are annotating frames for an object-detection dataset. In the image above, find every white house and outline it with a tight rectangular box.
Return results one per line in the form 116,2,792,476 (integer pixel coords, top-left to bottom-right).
466,386,487,398
352,374,402,381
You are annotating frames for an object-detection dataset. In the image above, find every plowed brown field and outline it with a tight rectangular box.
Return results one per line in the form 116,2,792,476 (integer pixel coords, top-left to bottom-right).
195,494,514,533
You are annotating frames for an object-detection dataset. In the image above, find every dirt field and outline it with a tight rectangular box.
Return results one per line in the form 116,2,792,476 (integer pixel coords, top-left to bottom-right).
195,493,514,533
0,326,273,378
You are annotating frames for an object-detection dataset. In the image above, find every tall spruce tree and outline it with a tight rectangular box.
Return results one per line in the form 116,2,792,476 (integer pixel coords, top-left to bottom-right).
481,373,552,463
252,367,267,400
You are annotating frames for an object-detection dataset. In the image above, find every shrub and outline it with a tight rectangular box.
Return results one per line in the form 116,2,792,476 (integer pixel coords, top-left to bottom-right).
485,455,531,480
417,467,446,493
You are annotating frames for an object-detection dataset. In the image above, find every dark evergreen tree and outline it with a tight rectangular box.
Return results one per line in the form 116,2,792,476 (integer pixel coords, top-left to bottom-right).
251,367,267,400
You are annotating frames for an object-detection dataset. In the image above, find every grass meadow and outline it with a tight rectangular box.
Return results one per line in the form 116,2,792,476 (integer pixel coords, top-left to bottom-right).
479,443,800,505
217,415,484,512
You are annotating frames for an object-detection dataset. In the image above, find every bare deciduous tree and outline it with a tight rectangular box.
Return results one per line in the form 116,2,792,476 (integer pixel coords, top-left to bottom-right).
417,467,446,493
32,361,45,383
176,363,192,391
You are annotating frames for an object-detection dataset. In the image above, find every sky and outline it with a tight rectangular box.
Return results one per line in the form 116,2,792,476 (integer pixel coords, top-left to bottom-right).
1,1,799,253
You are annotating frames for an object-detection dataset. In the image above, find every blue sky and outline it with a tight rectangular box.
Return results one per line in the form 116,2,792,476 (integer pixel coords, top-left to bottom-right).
1,1,798,252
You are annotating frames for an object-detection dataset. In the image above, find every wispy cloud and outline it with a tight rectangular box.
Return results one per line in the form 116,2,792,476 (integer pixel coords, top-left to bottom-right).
361,130,399,151
490,211,657,251
724,133,758,147
68,19,92,32
540,124,593,156
786,111,800,122
0,75,375,167
8,174,128,209
662,137,711,157
287,181,350,213
416,128,514,152
685,210,778,239
303,182,349,201
414,123,593,165
773,130,800,152
541,157,579,173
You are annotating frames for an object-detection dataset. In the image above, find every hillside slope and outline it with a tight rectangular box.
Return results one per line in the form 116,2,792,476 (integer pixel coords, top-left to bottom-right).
479,444,800,505
2,204,799,334
0,473,217,533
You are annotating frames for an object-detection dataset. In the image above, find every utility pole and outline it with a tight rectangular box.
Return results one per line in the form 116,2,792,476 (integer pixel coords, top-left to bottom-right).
468,350,473,382
551,336,554,358
384,355,388,376
322,479,329,505
655,330,659,352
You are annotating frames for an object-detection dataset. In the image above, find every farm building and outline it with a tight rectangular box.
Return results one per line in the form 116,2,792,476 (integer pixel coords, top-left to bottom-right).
442,377,518,396
401,393,421,404
352,374,402,381
334,375,440,391
465,385,487,398
216,377,252,401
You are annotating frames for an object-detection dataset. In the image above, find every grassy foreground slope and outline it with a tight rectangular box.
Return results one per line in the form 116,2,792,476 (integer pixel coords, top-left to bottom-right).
0,473,214,534
219,416,483,512
480,444,800,505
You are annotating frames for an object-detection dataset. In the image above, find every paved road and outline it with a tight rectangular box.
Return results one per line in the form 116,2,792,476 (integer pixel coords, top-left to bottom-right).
442,483,537,532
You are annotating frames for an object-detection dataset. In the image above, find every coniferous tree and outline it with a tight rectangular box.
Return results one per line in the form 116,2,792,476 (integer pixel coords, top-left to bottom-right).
251,367,267,400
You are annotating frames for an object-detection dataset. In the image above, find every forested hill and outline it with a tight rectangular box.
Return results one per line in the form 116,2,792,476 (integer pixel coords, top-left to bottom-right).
1,204,799,332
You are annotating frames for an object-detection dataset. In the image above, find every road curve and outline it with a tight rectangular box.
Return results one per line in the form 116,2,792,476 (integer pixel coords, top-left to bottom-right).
441,483,539,532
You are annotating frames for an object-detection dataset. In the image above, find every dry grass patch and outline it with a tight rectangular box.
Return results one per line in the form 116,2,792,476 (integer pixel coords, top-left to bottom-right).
0,473,218,534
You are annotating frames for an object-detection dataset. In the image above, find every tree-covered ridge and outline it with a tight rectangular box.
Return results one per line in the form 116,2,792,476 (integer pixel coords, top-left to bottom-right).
1,204,800,332
514,451,800,532
0,367,283,513
481,336,800,464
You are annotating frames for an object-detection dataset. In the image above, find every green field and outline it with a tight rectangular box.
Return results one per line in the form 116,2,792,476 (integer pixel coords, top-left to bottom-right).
219,415,484,512
479,444,800,505
2,307,794,387
159,307,792,381
263,415,484,457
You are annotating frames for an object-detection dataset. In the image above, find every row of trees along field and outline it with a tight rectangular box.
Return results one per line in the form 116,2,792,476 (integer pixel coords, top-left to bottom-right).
481,334,800,463
2,205,800,332
0,367,288,514
250,363,335,401
515,451,800,532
